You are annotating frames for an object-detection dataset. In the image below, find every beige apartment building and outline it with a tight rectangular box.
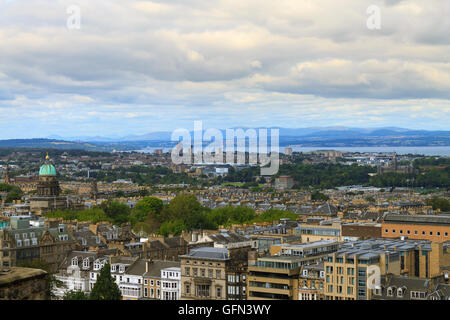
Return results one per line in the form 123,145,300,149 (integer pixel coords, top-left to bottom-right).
248,240,340,300
180,247,229,300
324,239,450,300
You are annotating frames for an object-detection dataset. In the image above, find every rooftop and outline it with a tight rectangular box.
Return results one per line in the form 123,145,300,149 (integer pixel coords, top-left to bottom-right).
180,247,229,261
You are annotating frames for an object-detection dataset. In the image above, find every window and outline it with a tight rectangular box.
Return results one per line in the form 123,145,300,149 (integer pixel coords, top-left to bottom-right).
216,270,221,279
387,287,394,297
384,229,388,233
411,291,426,299
196,285,210,297
392,229,396,233
216,287,221,298
414,231,418,235
186,284,190,294
144,288,148,297
144,279,148,285
437,232,441,236
430,231,433,236
397,288,404,298
445,233,448,237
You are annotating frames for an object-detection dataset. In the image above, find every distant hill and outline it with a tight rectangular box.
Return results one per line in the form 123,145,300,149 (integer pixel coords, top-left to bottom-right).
0,127,447,151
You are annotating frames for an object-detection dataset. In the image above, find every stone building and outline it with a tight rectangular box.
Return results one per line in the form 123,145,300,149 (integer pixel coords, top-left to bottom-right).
0,267,47,300
29,154,81,215
180,246,250,300
0,216,77,273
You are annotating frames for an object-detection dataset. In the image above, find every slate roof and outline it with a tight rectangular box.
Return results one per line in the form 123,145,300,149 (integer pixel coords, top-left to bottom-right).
383,214,450,226
209,232,251,244
143,260,181,278
180,247,229,261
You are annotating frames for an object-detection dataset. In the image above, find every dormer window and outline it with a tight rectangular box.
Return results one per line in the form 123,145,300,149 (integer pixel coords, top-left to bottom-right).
397,288,404,298
119,265,125,273
22,233,28,239
72,257,78,266
83,258,90,269
387,287,394,297
111,265,117,272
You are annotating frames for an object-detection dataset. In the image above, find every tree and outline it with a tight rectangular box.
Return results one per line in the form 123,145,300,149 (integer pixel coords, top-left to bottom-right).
63,290,89,300
426,196,450,212
158,219,186,237
89,263,122,300
311,191,329,201
132,196,164,223
100,200,131,225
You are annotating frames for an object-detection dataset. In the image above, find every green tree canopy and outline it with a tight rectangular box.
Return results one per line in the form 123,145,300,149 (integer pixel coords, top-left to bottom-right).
426,196,450,212
132,196,164,223
100,200,131,225
89,263,122,300
311,191,330,201
63,290,89,300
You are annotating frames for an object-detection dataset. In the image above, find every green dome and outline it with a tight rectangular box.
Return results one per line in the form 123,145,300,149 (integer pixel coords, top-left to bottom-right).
39,163,57,176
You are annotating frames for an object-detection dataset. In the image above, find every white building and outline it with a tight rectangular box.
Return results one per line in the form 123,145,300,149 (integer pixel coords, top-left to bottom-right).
53,251,100,299
160,267,181,300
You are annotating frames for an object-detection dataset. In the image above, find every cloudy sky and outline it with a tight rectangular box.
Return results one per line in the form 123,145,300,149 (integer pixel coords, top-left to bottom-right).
0,0,449,139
